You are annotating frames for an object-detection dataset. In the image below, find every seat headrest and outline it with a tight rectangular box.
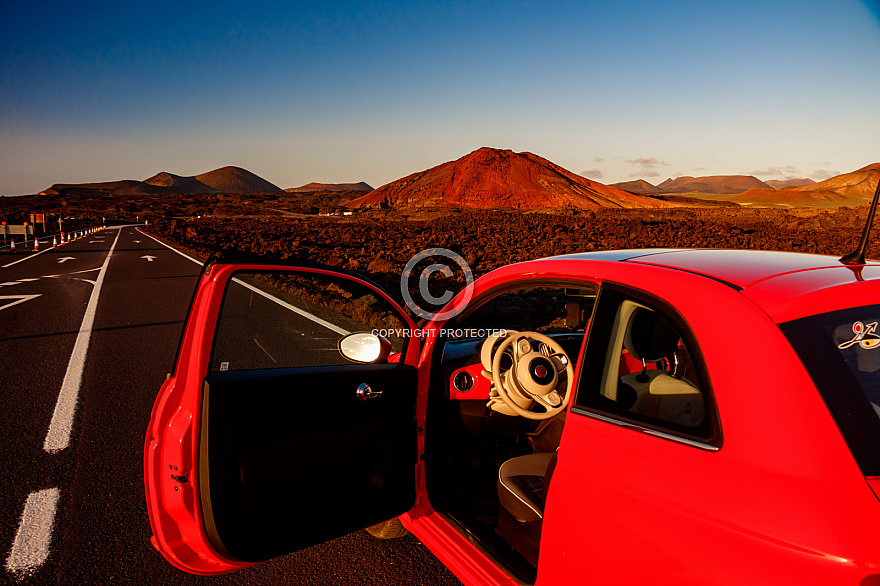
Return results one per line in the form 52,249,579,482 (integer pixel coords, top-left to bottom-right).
624,308,680,362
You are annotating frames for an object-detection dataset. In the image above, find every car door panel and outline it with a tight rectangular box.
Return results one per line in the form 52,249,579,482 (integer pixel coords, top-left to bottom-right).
145,261,420,574
200,365,417,562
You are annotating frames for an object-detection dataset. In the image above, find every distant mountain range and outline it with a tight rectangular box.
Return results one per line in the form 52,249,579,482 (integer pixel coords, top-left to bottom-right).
656,175,771,194
44,166,283,196
732,163,880,206
609,169,880,208
349,147,677,210
286,182,373,193
612,175,819,195
35,153,879,210
765,178,816,189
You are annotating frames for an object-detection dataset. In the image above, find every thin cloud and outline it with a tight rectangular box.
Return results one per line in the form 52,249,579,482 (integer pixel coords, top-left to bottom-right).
750,165,802,177
812,169,839,180
630,170,660,178
625,157,669,170
693,167,706,172
581,169,604,179
593,156,605,163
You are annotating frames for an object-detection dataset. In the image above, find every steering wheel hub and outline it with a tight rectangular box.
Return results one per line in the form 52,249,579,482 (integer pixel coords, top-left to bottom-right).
528,357,554,384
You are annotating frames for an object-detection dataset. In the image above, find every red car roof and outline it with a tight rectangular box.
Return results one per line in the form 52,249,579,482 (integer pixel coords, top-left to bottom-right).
627,249,880,322
624,249,873,288
554,249,880,323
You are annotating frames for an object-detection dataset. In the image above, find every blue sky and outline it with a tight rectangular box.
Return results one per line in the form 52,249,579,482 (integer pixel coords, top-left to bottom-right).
1,0,878,195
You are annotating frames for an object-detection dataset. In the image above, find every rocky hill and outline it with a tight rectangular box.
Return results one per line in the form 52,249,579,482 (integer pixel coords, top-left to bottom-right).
43,166,282,197
611,179,663,194
349,147,678,210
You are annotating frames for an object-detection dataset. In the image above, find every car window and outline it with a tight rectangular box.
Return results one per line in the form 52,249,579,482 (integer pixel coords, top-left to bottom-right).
781,304,880,475
573,286,719,447
209,270,406,372
459,285,596,334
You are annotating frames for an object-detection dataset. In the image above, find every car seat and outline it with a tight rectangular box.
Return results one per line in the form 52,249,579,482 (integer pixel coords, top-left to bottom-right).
621,308,704,427
496,450,557,567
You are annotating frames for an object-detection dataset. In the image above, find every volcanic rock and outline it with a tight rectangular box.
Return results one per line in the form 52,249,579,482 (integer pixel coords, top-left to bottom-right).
144,172,218,193
194,166,282,193
349,147,678,210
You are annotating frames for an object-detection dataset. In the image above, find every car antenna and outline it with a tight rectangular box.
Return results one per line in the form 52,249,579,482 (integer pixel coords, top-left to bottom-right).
840,176,880,265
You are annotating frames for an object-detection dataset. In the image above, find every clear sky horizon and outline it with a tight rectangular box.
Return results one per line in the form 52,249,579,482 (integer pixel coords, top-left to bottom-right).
1,0,878,196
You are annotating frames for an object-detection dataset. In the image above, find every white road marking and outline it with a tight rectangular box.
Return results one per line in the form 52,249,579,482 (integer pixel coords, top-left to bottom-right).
141,255,156,262
1,246,54,268
57,257,75,264
133,240,142,243
0,282,20,287
0,294,41,311
43,228,120,453
232,277,350,336
17,278,38,282
4,488,60,574
136,228,201,265
137,228,350,335
67,268,100,275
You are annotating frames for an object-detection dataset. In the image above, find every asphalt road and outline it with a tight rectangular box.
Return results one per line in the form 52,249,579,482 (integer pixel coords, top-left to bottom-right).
0,225,461,585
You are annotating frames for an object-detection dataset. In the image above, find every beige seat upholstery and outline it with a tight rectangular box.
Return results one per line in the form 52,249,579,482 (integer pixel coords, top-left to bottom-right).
622,307,704,427
497,451,557,567
622,370,705,426
498,452,556,523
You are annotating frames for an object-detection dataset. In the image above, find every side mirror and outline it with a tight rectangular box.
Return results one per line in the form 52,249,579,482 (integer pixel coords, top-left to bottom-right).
338,332,392,364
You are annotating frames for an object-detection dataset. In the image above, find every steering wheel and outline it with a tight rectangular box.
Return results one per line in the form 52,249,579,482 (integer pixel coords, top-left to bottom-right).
486,331,574,420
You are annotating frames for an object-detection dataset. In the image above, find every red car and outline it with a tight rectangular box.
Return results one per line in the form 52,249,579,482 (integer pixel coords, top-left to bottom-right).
144,247,880,585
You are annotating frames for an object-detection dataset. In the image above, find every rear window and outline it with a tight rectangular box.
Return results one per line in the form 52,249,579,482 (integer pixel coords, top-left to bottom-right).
781,304,880,475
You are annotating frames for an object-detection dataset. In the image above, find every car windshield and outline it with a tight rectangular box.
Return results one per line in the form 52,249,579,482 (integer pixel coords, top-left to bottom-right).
781,304,880,475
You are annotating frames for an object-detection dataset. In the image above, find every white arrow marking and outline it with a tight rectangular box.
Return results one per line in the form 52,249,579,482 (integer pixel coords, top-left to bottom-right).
0,294,42,312
141,255,157,262
57,257,75,264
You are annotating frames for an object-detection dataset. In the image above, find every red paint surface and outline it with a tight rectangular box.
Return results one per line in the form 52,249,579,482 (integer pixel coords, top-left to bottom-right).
147,251,880,584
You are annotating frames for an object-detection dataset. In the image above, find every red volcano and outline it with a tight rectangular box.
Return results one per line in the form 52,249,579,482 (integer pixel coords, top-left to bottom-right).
349,147,678,209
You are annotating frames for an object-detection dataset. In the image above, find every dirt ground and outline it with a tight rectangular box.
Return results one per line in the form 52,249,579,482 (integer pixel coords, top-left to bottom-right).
143,205,876,306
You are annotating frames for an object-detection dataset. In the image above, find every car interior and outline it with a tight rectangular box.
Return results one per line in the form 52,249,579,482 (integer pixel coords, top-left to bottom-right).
204,268,705,575
421,284,593,582
421,283,704,582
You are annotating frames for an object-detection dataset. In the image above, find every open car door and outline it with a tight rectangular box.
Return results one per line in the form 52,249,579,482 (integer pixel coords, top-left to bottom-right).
144,260,420,575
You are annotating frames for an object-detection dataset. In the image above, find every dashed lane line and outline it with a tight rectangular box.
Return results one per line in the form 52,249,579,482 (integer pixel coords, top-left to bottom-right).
43,227,121,453
4,488,60,574
5,226,135,576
